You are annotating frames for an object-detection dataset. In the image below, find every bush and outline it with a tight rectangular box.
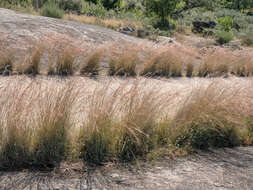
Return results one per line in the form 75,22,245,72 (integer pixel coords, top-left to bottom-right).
41,1,64,19
82,1,107,17
217,16,234,32
216,31,233,44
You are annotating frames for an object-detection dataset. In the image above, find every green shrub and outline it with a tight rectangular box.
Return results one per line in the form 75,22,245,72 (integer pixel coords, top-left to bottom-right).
217,16,234,32
82,1,107,17
216,31,233,44
41,1,64,19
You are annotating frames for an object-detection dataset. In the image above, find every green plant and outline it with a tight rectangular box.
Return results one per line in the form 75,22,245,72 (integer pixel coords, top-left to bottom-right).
144,0,177,27
216,31,233,45
41,1,64,19
217,16,234,31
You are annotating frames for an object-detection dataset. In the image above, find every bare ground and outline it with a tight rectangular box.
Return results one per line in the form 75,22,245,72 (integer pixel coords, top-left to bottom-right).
0,147,252,190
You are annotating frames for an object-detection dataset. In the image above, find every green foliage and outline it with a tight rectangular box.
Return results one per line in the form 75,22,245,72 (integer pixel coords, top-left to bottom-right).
217,16,233,31
41,1,64,19
82,1,107,17
216,31,233,44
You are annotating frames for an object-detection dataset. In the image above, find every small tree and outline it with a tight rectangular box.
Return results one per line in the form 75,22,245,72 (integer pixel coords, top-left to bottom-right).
144,0,177,27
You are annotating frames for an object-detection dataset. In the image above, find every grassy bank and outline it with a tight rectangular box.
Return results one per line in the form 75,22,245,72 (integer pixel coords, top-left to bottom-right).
0,76,252,170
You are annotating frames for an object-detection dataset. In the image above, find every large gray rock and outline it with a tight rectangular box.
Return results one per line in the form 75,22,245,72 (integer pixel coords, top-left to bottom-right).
0,8,140,53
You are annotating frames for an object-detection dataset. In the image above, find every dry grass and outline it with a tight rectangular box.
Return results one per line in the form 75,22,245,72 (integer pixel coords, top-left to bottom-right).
141,48,184,77
108,44,140,76
80,50,103,76
24,46,44,75
64,14,142,31
0,76,252,168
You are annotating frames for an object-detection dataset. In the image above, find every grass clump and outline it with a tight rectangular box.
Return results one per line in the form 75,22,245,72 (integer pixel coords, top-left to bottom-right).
78,85,118,165
79,117,113,165
172,83,243,151
216,31,233,45
198,62,214,77
109,53,138,77
55,48,76,76
32,83,75,167
0,121,32,169
0,85,33,169
115,84,162,162
186,63,194,77
80,50,103,76
41,1,64,19
23,47,43,75
141,51,183,77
